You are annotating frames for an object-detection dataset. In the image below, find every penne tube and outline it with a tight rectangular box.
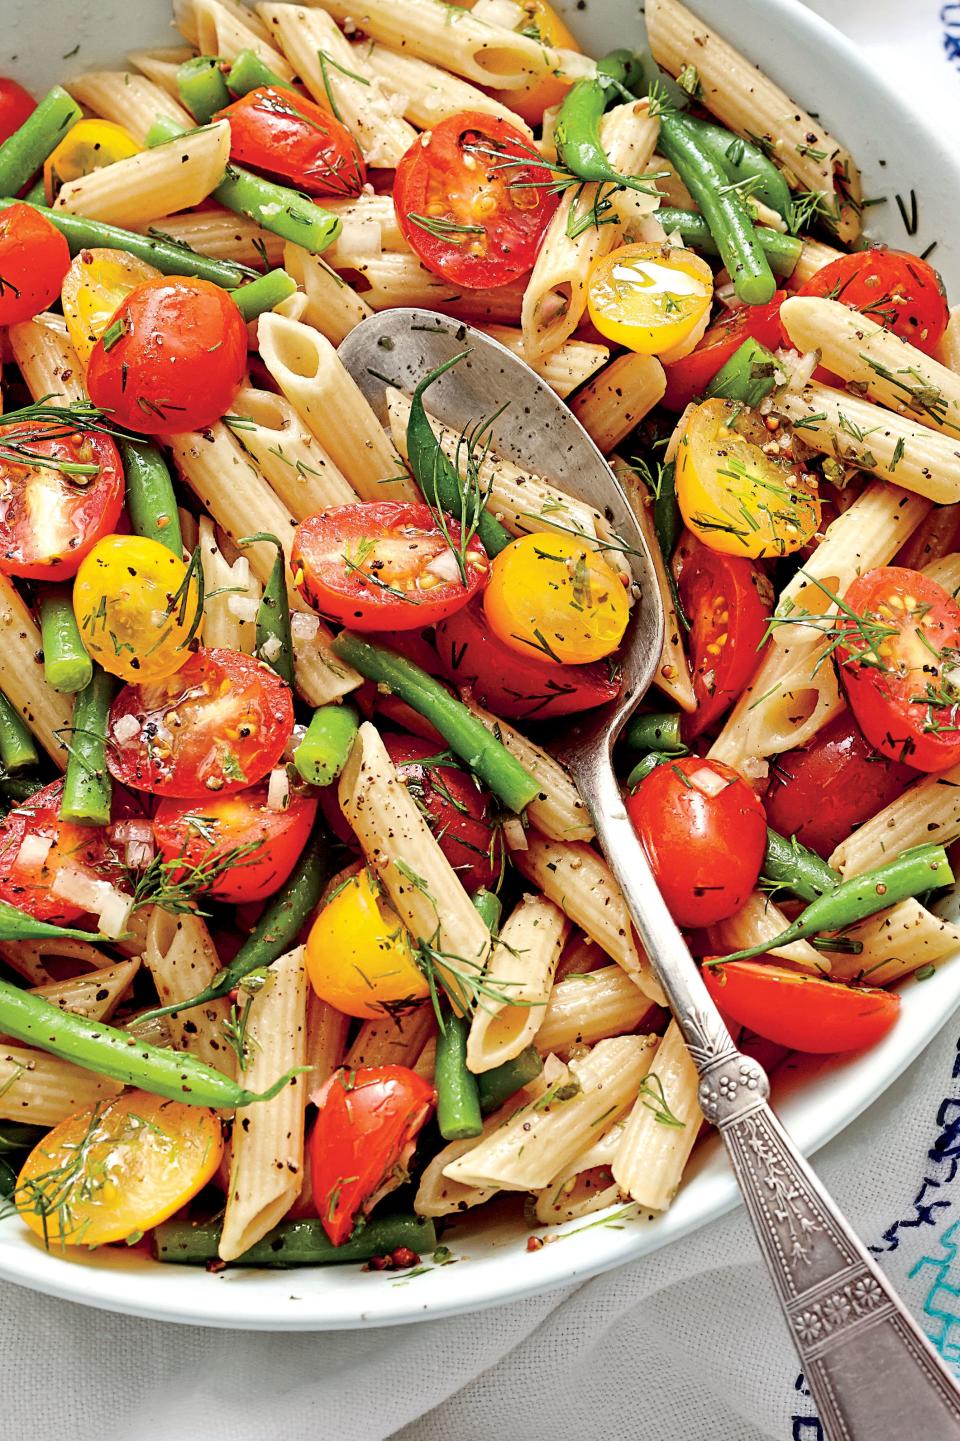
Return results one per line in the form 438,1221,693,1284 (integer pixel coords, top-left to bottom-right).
142,208,286,268
127,45,195,102
283,243,373,343
924,552,960,595
179,0,290,72
175,0,272,42
830,764,960,876
937,306,960,375
230,385,358,515
534,964,657,1054
791,236,845,287
414,1080,545,1216
0,936,110,988
361,39,534,134
466,894,568,1072
198,515,261,654
477,326,610,399
534,1114,627,1224
144,909,236,1078
29,959,141,1023
570,353,667,454
897,507,960,571
0,1045,123,1126
344,1004,436,1069
652,153,694,210
304,989,350,1085
8,312,84,404
706,892,825,971
611,1019,702,1211
0,573,72,765
511,831,666,1005
66,69,192,145
823,900,960,986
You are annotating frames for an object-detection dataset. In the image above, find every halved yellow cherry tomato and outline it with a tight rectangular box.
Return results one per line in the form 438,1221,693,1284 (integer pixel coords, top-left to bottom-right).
61,247,162,364
305,867,429,1019
43,119,141,204
14,1090,222,1247
676,398,821,559
587,243,714,356
73,534,202,683
497,0,581,125
483,531,630,665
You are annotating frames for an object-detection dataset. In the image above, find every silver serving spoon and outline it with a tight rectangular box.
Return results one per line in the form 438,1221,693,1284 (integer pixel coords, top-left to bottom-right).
338,308,960,1438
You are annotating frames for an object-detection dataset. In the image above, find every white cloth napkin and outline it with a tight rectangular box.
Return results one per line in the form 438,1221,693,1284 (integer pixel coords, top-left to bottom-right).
4,8,960,1441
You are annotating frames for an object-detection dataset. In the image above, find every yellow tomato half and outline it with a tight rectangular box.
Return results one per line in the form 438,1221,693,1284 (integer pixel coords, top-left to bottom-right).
43,119,141,204
15,1091,222,1247
305,867,429,1019
483,531,630,665
73,534,202,683
587,244,714,356
498,0,581,125
61,248,161,363
675,398,821,559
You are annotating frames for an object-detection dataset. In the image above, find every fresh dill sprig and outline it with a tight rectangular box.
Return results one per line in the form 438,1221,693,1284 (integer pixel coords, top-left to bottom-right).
637,1072,684,1128
127,840,262,915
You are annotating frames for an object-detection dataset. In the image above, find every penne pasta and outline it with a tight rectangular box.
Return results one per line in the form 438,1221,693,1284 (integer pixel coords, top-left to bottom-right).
611,1018,702,1211
823,900,960,986
466,894,568,1072
65,69,192,145
344,1004,436,1069
360,39,534,134
8,312,84,404
937,306,960,375
141,209,286,268
143,909,235,1078
571,353,667,454
0,936,111,988
534,1114,627,1224
283,242,373,344
127,45,195,102
414,1080,545,1217
0,573,72,765
478,326,610,400
178,0,289,71
0,1045,123,1126
923,551,960,595
791,236,845,287
706,892,825,971
534,964,657,1054
229,385,358,516
830,764,960,876
198,515,261,654
29,959,141,1023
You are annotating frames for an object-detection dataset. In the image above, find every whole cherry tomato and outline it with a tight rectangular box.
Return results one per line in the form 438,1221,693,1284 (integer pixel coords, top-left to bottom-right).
0,78,36,145
215,86,365,197
794,248,948,357
0,203,71,325
0,779,122,924
702,961,900,1054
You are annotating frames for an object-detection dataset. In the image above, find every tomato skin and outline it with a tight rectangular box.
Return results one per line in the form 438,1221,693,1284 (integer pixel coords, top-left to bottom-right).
215,86,365,197
61,246,161,364
674,532,771,738
310,1065,435,1245
702,961,900,1054
393,111,559,289
305,867,428,1018
0,425,124,580
382,733,503,893
764,711,915,859
434,600,620,720
86,276,247,435
292,502,489,631
496,0,580,124
107,648,294,798
795,248,948,357
153,782,317,903
587,244,714,356
661,293,787,411
626,757,767,927
0,79,36,145
837,567,960,772
0,203,71,326
0,779,123,924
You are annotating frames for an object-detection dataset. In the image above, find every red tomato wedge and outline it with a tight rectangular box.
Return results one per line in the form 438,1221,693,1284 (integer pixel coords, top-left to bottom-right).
393,111,559,289
764,711,915,859
310,1065,435,1245
0,423,124,580
153,781,318,903
626,757,767,927
794,248,948,357
215,86,366,198
702,961,900,1054
107,648,294,798
0,202,71,326
661,293,787,411
434,599,620,721
292,501,489,631
0,79,36,146
674,532,771,738
86,276,247,435
382,733,503,893
0,779,122,924
836,567,960,772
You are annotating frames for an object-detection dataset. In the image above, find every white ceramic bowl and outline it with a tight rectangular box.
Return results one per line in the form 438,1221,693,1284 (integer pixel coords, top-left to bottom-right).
0,0,958,1329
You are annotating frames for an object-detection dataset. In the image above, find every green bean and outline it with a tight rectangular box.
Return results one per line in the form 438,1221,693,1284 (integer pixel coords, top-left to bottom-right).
657,208,801,278
22,176,46,205
717,844,954,961
0,198,252,288
294,704,359,786
705,337,778,408
622,711,685,756
0,694,38,773
0,87,81,196
154,1212,437,1266
471,888,502,933
0,975,305,1106
59,668,115,827
0,902,101,943
625,751,672,791
407,354,514,558
331,633,540,813
435,1014,481,1140
0,1121,46,1154
681,117,792,220
138,830,329,1024
240,532,294,687
556,50,661,193
761,828,840,905
476,1044,543,1114
177,55,232,124
657,113,776,306
40,586,93,694
228,48,296,97
230,268,297,321
119,439,183,557
0,776,44,805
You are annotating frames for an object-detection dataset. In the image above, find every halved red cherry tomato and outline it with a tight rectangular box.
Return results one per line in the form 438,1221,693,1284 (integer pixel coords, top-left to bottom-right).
310,1065,435,1245
214,86,365,198
86,276,247,435
393,111,559,289
0,779,122,924
794,248,948,357
661,292,787,411
764,711,915,859
107,648,294,798
382,733,503,893
153,781,317,903
674,532,772,738
836,567,960,772
292,501,489,631
0,203,71,326
434,599,620,721
702,961,900,1053
0,423,124,580
626,756,767,927
0,79,36,145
